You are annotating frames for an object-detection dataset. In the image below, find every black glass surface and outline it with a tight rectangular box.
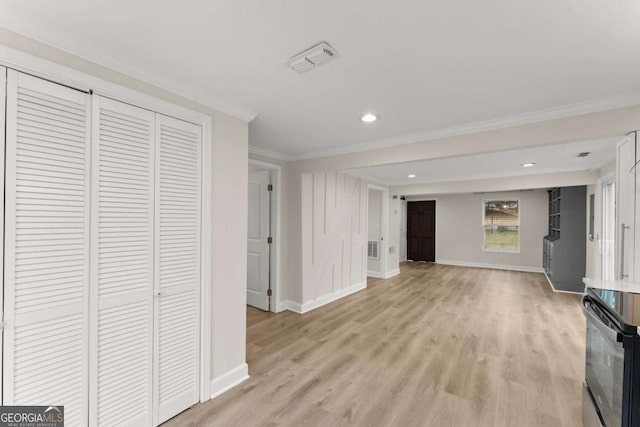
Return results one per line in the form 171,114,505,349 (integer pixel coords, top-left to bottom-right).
589,287,640,335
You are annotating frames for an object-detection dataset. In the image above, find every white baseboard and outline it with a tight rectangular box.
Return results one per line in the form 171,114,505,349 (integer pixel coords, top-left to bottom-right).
273,300,292,313
544,273,584,295
280,300,303,314
368,268,400,279
210,363,250,400
282,281,369,315
287,281,366,314
436,259,545,273
385,268,400,279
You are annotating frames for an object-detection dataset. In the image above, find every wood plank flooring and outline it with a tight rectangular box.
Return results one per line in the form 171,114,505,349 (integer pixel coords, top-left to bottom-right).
163,262,586,426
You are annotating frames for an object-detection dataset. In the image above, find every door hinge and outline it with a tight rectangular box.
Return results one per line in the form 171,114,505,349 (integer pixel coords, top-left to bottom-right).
267,184,273,192
267,236,273,244
267,289,272,297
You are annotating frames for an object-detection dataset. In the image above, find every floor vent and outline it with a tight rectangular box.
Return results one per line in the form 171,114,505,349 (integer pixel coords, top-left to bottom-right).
286,42,339,73
368,240,379,259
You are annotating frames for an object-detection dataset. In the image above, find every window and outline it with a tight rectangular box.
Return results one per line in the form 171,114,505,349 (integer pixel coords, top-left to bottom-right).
483,199,520,252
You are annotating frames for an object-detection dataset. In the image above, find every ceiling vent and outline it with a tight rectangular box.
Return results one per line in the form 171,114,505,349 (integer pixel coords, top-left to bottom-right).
577,152,591,157
286,42,338,73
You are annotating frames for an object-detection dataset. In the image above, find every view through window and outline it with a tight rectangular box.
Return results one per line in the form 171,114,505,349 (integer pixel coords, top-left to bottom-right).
483,200,519,252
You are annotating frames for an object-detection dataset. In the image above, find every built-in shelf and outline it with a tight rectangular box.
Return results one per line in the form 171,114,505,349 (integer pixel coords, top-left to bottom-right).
543,186,586,293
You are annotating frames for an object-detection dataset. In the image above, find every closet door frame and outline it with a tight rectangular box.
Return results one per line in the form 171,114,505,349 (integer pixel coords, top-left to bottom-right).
0,48,213,404
0,66,6,406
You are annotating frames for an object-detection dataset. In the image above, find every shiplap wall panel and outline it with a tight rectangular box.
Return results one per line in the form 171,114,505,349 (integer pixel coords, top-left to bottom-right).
154,114,201,424
90,96,155,427
4,70,90,427
301,171,366,303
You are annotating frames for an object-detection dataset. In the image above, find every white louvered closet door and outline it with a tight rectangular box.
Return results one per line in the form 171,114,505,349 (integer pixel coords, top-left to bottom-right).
90,96,155,427
154,114,201,425
3,70,90,426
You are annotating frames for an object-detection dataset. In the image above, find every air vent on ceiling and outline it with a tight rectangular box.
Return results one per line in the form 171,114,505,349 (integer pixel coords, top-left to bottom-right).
577,152,591,157
286,42,338,73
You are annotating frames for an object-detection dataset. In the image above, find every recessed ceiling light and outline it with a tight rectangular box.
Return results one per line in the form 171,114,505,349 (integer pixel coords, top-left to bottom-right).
408,174,416,178
521,162,536,168
361,113,377,123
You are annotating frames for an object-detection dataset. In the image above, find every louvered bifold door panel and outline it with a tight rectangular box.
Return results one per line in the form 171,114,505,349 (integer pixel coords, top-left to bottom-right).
90,97,154,427
154,114,201,424
3,70,90,426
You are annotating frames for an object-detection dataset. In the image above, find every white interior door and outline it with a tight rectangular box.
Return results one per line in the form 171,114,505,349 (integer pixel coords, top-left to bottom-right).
618,136,635,281
247,170,271,311
90,96,155,427
4,70,90,426
154,114,201,425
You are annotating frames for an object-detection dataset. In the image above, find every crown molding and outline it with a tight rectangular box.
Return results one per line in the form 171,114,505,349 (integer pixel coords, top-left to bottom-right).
248,145,292,161
0,25,257,122
288,92,640,161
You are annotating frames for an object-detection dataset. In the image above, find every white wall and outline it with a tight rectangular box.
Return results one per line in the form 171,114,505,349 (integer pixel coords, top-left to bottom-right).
367,189,382,273
301,172,367,306
211,119,248,380
0,28,250,392
433,190,549,270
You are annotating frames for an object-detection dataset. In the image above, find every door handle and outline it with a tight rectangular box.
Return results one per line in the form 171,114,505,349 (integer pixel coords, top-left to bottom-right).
620,224,630,280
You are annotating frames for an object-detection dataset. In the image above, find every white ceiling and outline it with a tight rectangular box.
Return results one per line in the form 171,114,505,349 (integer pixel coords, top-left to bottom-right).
1,1,640,158
346,138,619,186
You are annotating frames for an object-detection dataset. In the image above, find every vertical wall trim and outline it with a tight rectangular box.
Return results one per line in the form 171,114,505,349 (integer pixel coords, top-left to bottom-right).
324,173,327,234
341,240,345,290
301,172,368,305
200,116,212,401
334,171,338,208
311,173,315,266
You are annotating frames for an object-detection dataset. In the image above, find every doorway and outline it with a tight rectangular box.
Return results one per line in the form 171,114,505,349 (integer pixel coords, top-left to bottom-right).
399,198,407,262
247,160,281,312
602,179,616,280
366,184,389,279
407,201,436,262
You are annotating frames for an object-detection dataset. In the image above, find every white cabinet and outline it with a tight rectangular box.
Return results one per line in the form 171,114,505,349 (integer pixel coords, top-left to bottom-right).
617,132,638,281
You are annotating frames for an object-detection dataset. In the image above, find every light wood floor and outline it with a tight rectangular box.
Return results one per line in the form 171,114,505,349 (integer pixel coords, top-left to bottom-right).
164,262,586,426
